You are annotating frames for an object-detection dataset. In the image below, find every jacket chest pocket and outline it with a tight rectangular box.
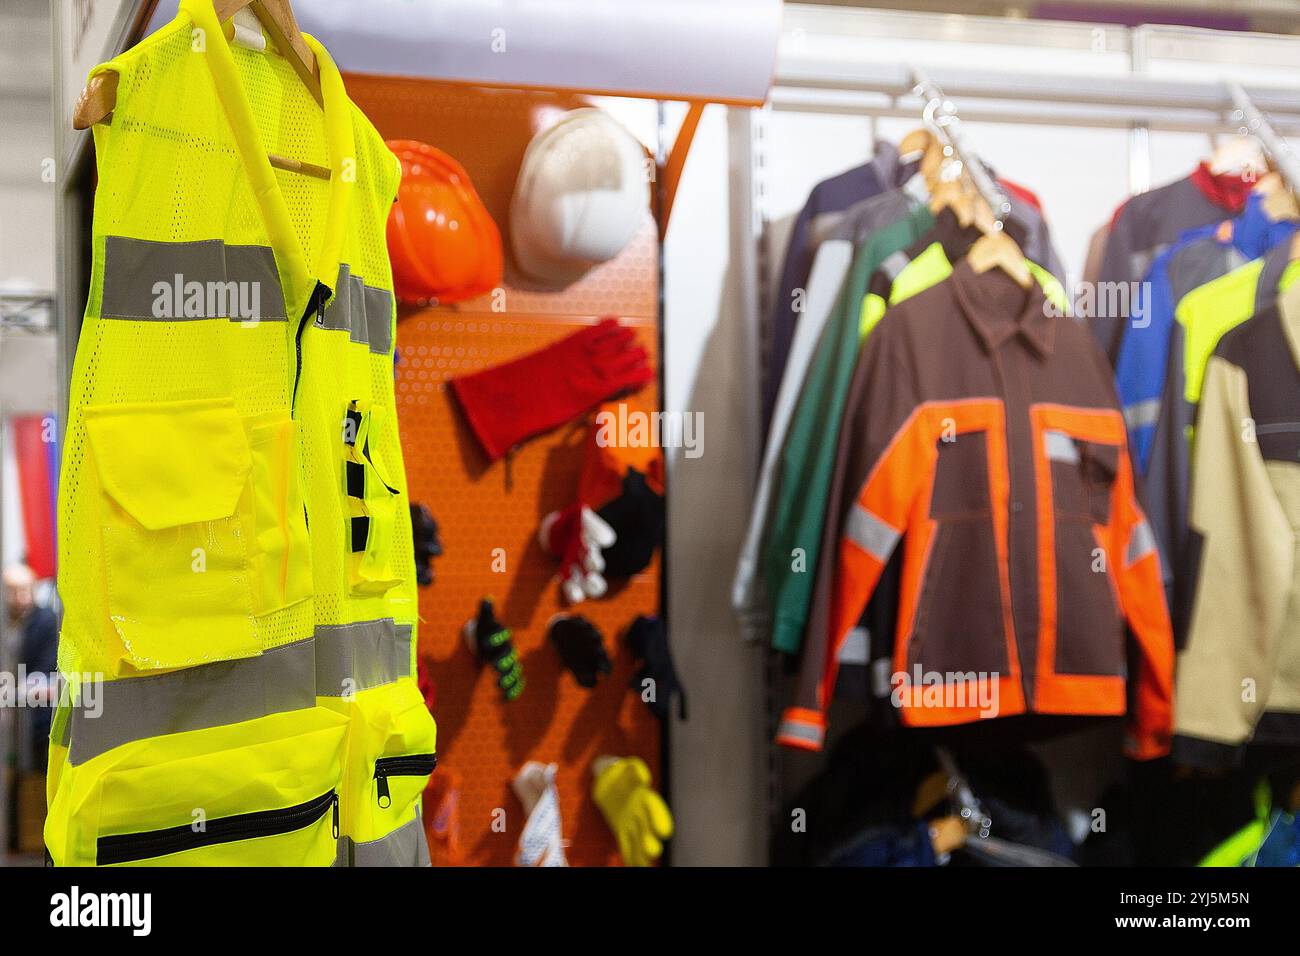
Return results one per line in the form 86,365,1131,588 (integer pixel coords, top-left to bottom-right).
85,398,312,675
1044,430,1118,524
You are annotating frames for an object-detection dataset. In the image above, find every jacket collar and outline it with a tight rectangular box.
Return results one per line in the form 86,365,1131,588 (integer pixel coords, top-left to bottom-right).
1190,161,1253,214
950,258,1055,358
1229,192,1298,260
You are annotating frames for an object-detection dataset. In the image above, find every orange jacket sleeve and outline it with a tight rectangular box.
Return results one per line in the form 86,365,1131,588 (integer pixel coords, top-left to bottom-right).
777,318,924,750
1109,446,1175,759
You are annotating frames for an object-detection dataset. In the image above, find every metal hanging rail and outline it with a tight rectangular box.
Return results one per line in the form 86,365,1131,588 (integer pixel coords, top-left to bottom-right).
771,61,1300,137
1229,82,1300,194
912,69,1012,226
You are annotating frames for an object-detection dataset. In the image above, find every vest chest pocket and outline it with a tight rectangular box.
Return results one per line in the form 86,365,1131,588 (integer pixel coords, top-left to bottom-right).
245,415,314,614
342,400,405,596
85,399,313,675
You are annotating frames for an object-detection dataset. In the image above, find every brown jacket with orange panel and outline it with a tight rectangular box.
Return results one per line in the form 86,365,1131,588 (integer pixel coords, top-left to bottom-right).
777,260,1174,757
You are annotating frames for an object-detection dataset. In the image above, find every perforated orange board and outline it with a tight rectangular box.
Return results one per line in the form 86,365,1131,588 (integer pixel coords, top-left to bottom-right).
346,75,662,867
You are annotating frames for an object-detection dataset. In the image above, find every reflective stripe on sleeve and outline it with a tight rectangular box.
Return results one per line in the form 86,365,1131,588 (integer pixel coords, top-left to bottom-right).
776,708,826,750
1123,398,1161,430
844,502,901,563
1126,519,1157,567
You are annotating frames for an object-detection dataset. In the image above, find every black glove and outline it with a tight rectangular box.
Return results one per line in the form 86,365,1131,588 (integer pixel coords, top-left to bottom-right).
463,598,523,701
410,501,443,587
597,468,663,579
625,615,685,721
548,615,613,689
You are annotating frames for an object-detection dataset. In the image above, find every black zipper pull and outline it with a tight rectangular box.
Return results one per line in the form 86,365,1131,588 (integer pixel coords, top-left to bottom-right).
375,768,392,808
314,282,328,327
292,281,331,413
332,793,340,839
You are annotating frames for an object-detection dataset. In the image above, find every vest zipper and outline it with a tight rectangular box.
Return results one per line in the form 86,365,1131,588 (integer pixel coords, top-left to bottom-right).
374,753,438,808
293,281,330,535
96,788,338,866
292,280,331,413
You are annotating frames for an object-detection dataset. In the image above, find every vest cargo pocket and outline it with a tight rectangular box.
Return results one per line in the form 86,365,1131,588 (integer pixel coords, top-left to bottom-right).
342,400,404,596
85,398,259,674
373,753,438,810
335,678,437,864
246,414,313,614
48,706,348,867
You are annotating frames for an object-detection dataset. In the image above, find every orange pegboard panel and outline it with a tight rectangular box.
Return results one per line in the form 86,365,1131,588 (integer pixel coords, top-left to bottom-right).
347,75,663,867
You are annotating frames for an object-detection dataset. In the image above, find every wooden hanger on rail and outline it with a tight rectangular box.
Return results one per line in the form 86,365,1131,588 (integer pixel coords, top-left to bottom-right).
1252,170,1300,224
72,0,331,180
967,193,1033,289
1209,135,1267,180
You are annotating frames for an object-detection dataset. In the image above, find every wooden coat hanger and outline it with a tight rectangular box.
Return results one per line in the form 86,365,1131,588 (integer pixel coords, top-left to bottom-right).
929,175,975,227
967,194,1033,289
73,0,330,180
908,79,1031,288
1253,170,1300,223
1209,135,1267,179
898,127,935,165
1252,171,1300,262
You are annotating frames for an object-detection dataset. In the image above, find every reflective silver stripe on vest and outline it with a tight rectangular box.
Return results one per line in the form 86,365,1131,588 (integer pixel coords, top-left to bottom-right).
67,636,316,766
351,813,428,867
1123,398,1161,431
317,263,394,355
844,502,900,563
416,805,432,867
315,619,412,697
364,286,394,354
1043,430,1080,464
1126,519,1157,566
100,236,288,322
54,679,72,749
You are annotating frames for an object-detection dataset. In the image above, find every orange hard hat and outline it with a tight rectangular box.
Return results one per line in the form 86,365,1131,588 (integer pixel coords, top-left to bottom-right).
385,140,503,304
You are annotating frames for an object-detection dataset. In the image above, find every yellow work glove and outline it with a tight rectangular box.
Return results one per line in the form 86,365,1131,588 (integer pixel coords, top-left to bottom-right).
592,756,673,867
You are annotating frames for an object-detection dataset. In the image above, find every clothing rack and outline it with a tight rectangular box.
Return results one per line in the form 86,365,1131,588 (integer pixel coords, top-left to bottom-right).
1229,82,1300,196
911,69,1013,226
737,8,1300,861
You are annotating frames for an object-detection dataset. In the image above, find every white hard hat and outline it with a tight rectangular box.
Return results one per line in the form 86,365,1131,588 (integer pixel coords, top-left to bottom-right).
509,108,651,285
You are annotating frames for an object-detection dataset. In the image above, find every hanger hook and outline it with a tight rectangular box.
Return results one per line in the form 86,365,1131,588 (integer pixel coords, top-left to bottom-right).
922,95,942,129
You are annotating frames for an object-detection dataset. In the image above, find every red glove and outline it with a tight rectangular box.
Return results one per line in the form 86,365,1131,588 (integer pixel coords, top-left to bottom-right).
450,318,652,461
539,503,617,604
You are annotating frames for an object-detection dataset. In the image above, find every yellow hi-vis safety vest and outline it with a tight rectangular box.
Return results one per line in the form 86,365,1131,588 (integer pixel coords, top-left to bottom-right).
46,0,436,866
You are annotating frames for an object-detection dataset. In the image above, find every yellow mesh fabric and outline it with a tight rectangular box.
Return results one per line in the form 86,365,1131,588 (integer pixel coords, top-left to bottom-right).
53,2,427,866
60,9,414,672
